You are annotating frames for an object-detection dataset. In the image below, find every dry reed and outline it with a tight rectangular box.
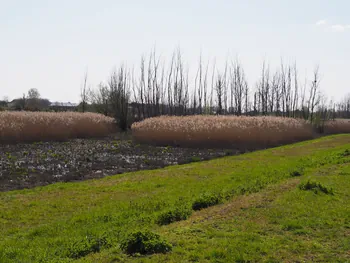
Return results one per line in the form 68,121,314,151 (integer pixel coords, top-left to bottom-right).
0,111,115,144
132,115,314,149
324,119,350,134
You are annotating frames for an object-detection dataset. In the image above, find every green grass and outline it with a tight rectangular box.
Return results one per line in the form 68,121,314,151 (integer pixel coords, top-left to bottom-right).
1,135,350,262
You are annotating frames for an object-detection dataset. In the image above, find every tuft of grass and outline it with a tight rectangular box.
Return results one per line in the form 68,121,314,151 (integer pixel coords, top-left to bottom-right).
156,206,192,225
298,180,334,195
120,230,172,255
65,234,110,259
290,169,303,177
290,171,302,177
192,192,223,211
340,149,350,157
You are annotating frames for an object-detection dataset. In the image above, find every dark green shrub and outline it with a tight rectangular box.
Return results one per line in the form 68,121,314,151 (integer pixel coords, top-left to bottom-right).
156,206,192,225
192,193,222,211
299,180,334,195
120,230,172,255
290,170,303,177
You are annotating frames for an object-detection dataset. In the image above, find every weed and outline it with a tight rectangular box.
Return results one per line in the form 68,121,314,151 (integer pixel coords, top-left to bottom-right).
299,180,334,195
120,230,172,255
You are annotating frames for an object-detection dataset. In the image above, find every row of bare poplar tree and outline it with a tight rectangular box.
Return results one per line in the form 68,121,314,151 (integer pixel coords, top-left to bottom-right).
82,49,350,130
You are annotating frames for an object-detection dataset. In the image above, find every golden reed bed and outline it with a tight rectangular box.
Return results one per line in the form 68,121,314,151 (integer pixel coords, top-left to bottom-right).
323,119,350,134
132,115,314,149
0,111,115,143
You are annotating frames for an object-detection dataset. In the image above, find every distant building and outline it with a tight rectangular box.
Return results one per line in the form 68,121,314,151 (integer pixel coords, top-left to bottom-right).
49,102,78,112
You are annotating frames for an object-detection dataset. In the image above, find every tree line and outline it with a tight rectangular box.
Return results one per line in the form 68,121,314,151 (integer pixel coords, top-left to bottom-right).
82,49,349,130
2,49,349,131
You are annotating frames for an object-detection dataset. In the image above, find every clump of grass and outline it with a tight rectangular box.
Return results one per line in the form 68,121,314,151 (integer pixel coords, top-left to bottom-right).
282,221,303,231
340,149,350,157
156,206,192,225
0,111,115,144
299,180,334,195
120,230,172,255
65,235,110,259
290,170,302,177
290,167,304,177
192,192,223,211
131,115,313,149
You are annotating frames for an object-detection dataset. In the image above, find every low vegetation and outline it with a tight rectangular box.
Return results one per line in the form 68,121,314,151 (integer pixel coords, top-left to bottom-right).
0,111,115,143
120,231,172,255
1,135,349,262
132,115,313,148
192,192,224,211
156,206,192,225
299,180,334,195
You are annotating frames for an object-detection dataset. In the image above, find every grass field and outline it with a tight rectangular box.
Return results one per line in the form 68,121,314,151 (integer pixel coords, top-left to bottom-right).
1,135,350,262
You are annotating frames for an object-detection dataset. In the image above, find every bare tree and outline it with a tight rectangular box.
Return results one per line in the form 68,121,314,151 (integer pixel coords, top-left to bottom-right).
230,59,247,115
209,60,216,115
256,61,270,115
27,88,40,99
81,71,88,113
89,83,110,116
109,66,130,130
26,88,43,111
308,66,321,124
300,73,308,120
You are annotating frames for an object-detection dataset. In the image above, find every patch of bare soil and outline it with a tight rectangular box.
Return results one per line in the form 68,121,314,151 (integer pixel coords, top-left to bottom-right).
0,135,241,191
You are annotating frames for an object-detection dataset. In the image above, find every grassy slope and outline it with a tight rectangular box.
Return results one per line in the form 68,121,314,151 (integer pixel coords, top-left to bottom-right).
1,135,350,262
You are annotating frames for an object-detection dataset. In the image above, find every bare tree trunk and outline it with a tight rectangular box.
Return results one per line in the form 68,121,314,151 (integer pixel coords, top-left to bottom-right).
209,60,216,115
81,70,88,113
291,63,299,118
109,65,130,130
308,66,321,124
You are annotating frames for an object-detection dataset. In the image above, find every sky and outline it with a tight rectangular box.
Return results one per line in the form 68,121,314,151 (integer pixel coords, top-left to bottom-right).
1,0,349,103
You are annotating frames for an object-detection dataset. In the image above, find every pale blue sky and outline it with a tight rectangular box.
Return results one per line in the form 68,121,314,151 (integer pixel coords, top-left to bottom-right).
1,0,349,102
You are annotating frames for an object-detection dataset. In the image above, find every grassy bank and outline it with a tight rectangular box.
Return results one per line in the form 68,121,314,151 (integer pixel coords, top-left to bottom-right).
1,135,350,262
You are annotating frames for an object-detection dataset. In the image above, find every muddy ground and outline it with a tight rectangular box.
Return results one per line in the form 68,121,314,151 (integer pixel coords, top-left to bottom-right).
0,135,242,192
